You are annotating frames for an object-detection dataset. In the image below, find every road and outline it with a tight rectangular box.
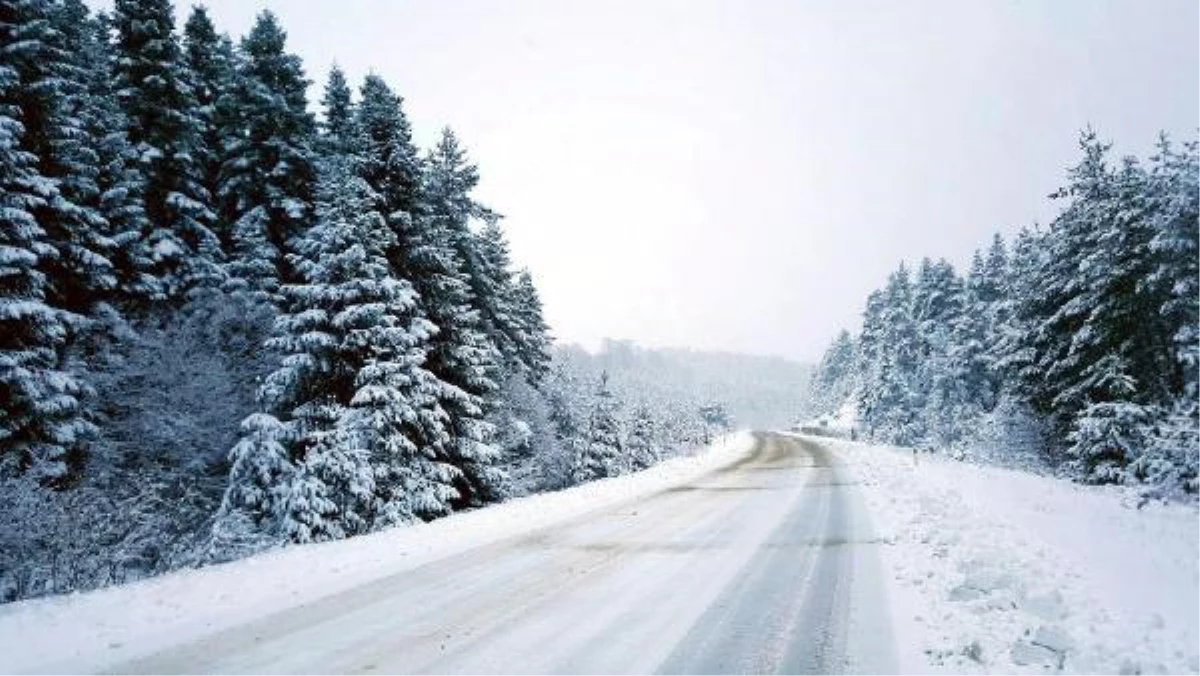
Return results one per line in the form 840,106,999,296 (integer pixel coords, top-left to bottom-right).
114,433,896,674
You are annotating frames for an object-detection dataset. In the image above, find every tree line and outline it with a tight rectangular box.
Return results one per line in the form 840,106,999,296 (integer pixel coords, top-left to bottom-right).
0,0,723,602
809,131,1198,498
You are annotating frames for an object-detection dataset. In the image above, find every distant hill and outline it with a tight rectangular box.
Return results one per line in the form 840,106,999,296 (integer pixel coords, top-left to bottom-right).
554,339,814,429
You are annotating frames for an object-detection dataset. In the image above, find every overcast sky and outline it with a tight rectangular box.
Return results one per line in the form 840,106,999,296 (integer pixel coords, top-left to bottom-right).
93,0,1198,362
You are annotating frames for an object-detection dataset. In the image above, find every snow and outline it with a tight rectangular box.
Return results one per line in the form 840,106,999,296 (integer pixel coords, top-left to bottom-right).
812,434,1200,675
3,428,1193,674
0,431,755,675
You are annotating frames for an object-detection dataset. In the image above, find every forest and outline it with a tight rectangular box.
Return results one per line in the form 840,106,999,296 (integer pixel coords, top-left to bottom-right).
808,130,1199,499
0,0,736,602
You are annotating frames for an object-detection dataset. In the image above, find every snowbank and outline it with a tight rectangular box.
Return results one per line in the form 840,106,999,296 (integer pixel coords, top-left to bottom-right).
0,431,755,674
814,435,1199,675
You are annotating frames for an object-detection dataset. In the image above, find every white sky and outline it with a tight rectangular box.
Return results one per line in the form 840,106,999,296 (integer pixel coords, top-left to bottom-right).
92,0,1199,362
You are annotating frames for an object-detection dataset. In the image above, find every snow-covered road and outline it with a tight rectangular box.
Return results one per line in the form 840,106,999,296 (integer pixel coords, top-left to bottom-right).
3,429,1193,674
109,433,894,674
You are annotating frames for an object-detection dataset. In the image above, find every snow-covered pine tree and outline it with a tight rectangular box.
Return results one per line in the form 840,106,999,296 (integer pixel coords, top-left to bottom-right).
216,412,292,535
545,354,588,458
1072,145,1155,479
1015,131,1188,482
1016,132,1116,436
420,128,508,507
976,234,1012,402
510,268,553,383
949,250,993,414
0,5,95,484
7,0,116,318
318,65,355,156
809,329,857,416
355,79,507,507
470,218,528,371
228,157,459,542
625,405,660,471
1080,155,1177,404
1134,136,1199,494
962,226,1049,463
571,372,624,483
858,263,922,444
1135,402,1198,497
990,226,1043,398
491,371,562,494
854,288,886,435
698,401,732,443
71,7,157,304
220,11,315,299
182,5,237,252
912,258,969,447
355,74,422,276
111,0,222,299
1145,136,1199,408
416,130,549,385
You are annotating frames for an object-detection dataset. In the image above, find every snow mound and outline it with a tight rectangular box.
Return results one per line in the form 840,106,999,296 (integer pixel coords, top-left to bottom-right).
815,435,1199,675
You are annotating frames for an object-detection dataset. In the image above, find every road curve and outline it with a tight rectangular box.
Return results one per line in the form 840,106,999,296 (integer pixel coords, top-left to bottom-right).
114,433,896,675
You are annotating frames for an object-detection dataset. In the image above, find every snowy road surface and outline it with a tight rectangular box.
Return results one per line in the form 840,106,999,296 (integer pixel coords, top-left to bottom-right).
3,430,1191,674
113,433,894,674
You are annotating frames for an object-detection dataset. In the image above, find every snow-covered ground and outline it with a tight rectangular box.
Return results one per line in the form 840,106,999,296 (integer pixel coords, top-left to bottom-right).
0,432,754,674
816,435,1200,675
3,427,1194,675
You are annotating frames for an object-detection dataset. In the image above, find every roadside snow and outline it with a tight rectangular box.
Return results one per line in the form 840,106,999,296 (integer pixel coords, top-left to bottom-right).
0,431,755,675
816,435,1199,675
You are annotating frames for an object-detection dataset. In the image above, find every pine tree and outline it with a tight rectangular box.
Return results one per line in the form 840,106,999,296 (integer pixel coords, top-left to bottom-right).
698,401,732,443
991,226,1044,398
277,414,376,543
810,329,856,415
112,0,222,298
217,412,293,532
1145,136,1199,404
221,11,315,298
977,234,1012,399
572,372,624,483
1134,396,1198,496
510,268,553,383
0,4,94,484
9,0,116,316
859,263,922,444
236,159,459,542
355,79,508,508
469,217,526,371
182,5,236,251
545,357,588,459
72,8,157,303
318,65,355,156
1144,136,1198,493
912,258,968,446
855,288,887,435
415,126,548,384
420,128,507,507
355,74,421,276
948,250,994,420
1080,156,1175,405
1015,134,1108,439
625,405,660,471
1060,156,1171,480
1014,131,1188,481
